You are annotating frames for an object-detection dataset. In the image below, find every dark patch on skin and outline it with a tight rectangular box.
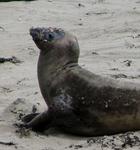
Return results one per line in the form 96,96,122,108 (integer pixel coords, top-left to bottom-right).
21,27,140,136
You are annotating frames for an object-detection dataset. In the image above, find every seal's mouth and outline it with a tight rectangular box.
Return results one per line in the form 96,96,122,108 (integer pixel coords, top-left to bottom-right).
30,27,65,43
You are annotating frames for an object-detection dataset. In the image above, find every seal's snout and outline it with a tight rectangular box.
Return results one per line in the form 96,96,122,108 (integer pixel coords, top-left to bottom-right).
30,27,44,41
30,27,37,37
30,27,65,43
30,27,53,42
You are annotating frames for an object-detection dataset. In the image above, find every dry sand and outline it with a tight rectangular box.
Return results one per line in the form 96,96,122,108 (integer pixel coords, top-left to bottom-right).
0,0,140,149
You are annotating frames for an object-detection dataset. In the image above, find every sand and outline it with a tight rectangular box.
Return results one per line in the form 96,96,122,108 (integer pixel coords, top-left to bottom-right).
0,0,140,149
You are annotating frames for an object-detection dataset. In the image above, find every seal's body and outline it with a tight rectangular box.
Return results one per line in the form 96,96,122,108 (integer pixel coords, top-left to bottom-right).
24,27,140,136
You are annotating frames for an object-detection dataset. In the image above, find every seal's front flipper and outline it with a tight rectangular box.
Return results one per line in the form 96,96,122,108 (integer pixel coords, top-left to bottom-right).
22,113,40,123
24,110,52,132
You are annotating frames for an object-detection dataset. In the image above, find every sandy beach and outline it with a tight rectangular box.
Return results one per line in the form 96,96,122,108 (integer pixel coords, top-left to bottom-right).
0,0,140,149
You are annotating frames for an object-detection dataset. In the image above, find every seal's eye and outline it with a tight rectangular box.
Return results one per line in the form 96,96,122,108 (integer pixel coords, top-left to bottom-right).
48,32,54,41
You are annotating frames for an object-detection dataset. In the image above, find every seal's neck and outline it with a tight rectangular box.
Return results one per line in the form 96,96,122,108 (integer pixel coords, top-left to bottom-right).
37,51,78,87
38,50,78,71
37,51,78,104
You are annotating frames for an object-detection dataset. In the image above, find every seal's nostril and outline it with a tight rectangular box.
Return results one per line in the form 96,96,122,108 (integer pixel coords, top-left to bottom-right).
30,27,43,40
30,27,41,34
30,27,37,37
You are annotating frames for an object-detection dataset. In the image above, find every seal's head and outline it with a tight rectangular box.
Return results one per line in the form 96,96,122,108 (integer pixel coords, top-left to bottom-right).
30,27,79,63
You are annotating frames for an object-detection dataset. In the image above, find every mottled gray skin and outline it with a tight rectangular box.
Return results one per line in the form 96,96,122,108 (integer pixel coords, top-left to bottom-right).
23,27,140,136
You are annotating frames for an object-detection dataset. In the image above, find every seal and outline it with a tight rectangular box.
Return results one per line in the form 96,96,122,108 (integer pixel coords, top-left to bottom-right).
23,27,140,136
